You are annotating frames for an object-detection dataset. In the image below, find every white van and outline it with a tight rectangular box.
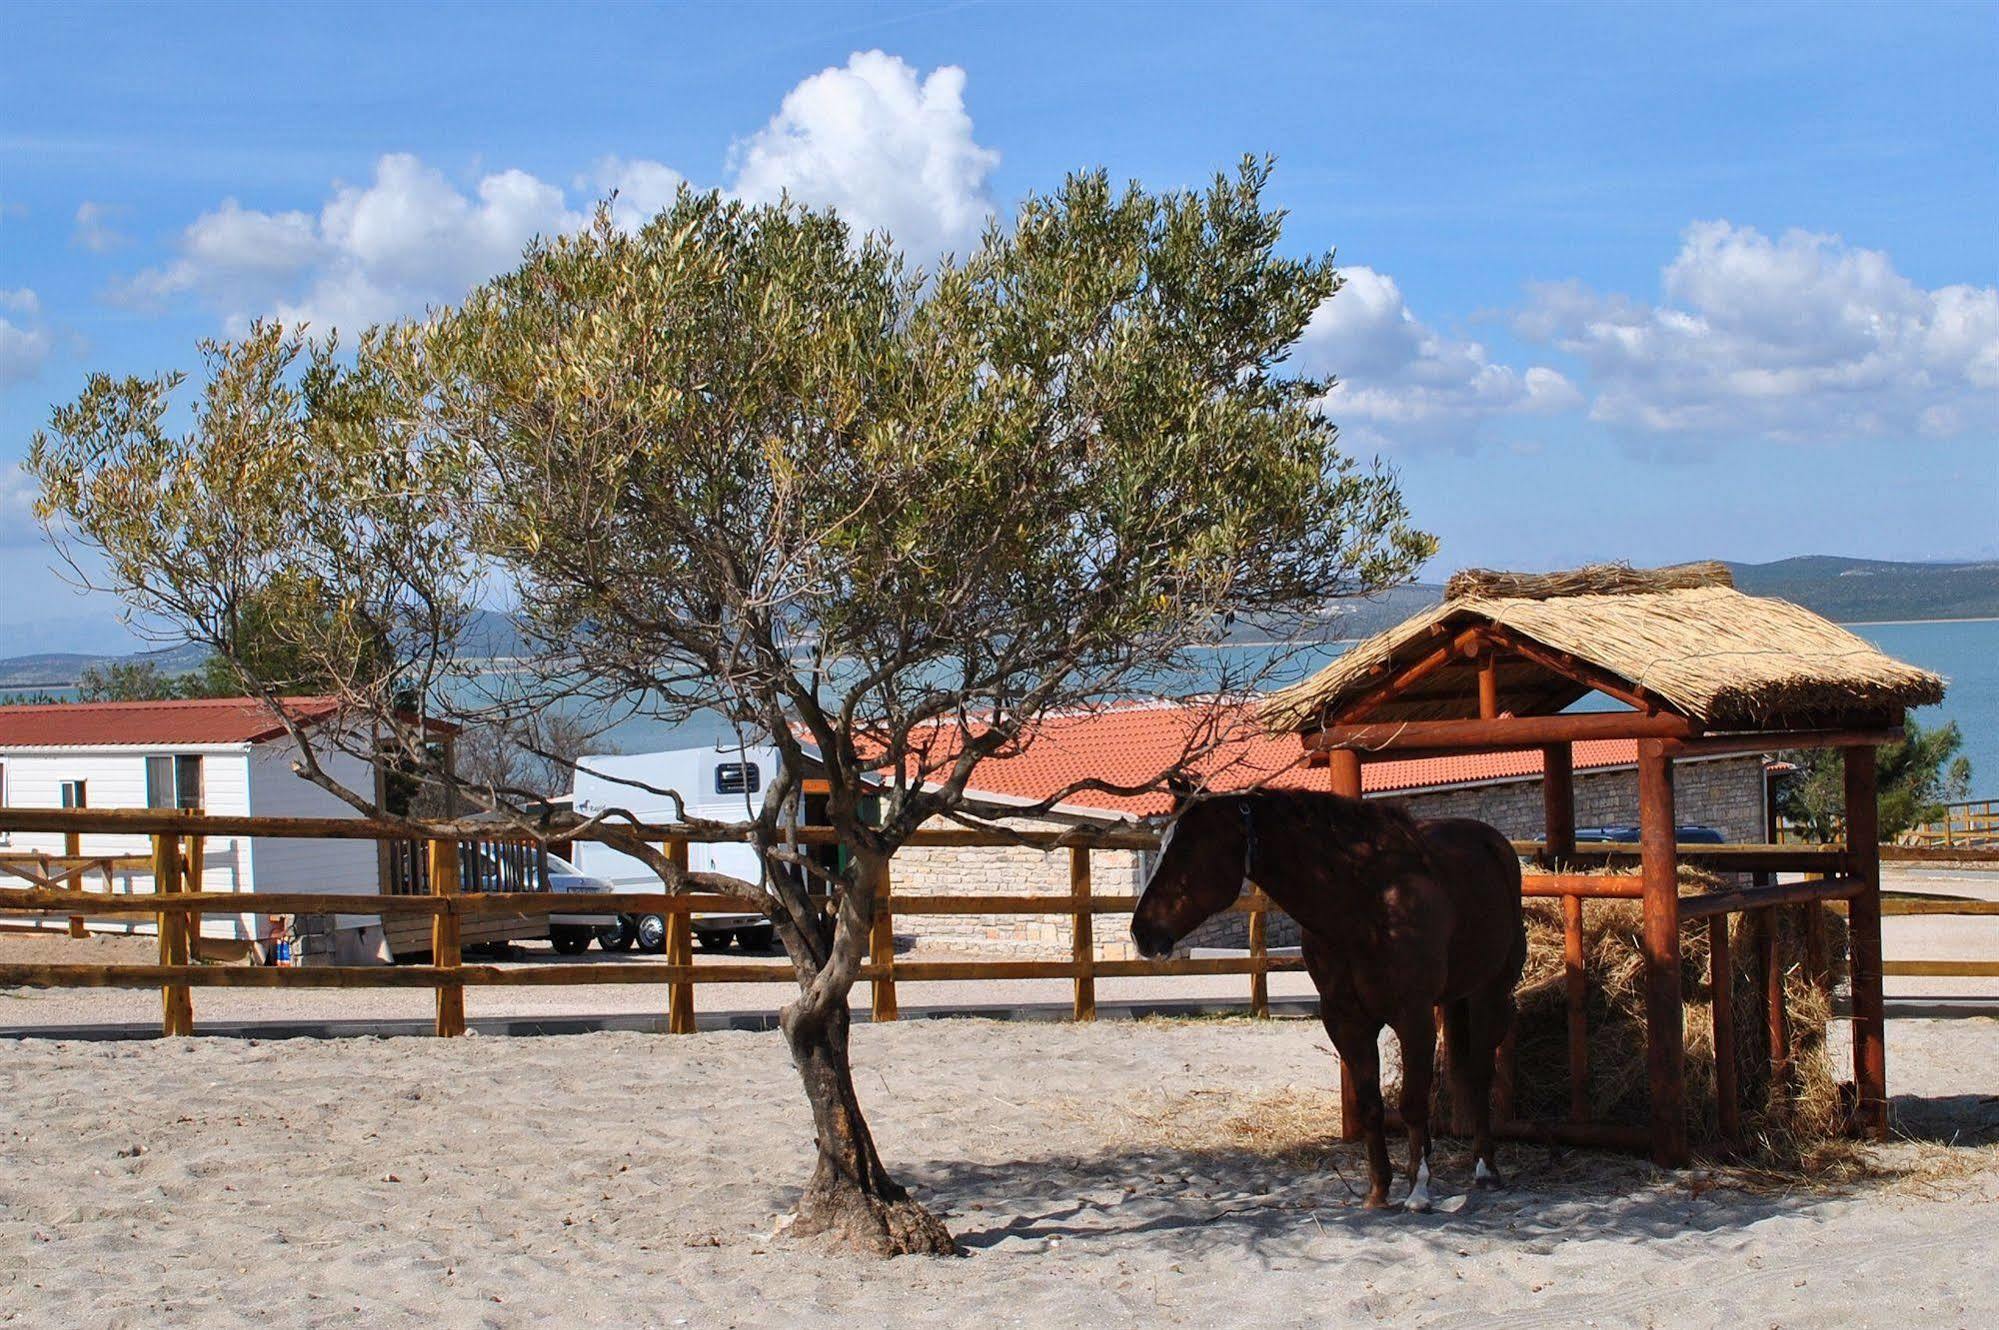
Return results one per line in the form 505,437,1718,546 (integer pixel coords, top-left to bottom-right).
568,743,781,954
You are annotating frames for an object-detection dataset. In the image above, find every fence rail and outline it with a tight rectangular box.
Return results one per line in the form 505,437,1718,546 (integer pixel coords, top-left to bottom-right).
3,811,1997,1038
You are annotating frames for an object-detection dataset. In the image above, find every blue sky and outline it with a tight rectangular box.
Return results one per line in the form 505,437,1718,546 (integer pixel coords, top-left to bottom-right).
2,0,1995,654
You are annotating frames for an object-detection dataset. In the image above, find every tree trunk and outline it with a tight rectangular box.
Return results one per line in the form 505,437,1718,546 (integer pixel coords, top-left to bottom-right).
780,994,956,1256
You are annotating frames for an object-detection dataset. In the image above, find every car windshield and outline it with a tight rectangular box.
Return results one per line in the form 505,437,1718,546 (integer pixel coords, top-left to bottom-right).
544,853,583,876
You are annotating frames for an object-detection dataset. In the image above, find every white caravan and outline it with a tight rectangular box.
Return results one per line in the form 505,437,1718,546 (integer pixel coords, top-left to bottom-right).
567,743,780,954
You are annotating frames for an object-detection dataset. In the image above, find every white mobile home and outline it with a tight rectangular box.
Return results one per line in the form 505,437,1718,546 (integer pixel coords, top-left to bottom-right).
0,697,386,950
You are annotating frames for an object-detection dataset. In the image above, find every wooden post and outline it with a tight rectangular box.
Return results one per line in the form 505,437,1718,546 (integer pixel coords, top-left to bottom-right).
429,837,465,1037
186,834,205,960
1247,888,1269,1019
1637,738,1687,1167
153,833,193,1036
1542,744,1575,864
665,839,695,1034
1563,893,1589,1123
1757,907,1789,1088
870,856,898,1023
1328,745,1365,1141
1478,655,1501,721
1070,847,1095,1022
1843,747,1887,1138
1708,914,1740,1148
64,830,86,938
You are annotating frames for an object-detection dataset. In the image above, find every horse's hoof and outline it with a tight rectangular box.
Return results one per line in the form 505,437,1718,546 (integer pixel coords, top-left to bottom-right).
1404,1195,1433,1214
1363,1192,1391,1210
1474,1159,1504,1191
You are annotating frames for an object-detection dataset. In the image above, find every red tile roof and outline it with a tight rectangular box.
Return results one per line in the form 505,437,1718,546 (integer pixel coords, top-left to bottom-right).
912,703,1642,819
0,697,344,748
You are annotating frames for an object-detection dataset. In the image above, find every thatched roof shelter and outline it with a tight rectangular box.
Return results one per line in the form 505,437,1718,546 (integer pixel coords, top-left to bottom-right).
1262,561,1944,734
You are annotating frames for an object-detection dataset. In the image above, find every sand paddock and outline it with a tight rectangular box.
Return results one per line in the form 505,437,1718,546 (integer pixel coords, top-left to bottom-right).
3,1017,1997,1328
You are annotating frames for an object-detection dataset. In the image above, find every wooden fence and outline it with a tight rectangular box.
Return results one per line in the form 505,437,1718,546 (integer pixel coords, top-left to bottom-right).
2,814,1995,1050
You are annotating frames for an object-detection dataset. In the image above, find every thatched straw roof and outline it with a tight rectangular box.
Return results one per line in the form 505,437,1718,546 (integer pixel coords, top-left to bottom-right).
1261,562,1945,732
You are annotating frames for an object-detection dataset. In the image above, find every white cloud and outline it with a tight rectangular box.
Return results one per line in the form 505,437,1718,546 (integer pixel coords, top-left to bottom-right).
109,52,1000,334
72,201,125,252
0,288,52,387
1516,221,1999,440
0,463,41,539
587,156,686,234
121,155,582,334
1294,266,1579,445
729,50,999,261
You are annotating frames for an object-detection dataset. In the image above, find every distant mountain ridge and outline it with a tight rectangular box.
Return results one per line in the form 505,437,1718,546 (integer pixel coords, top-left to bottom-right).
1,557,1991,686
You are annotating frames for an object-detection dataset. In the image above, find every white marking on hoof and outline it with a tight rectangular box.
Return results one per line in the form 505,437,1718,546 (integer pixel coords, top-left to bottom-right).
1406,1158,1433,1213
1474,1158,1496,1185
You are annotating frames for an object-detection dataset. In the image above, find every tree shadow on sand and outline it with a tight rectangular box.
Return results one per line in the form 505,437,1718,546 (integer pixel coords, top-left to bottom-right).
894,1089,1999,1260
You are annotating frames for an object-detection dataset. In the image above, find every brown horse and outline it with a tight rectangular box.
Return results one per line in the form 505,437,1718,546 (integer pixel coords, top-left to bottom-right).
1131,789,1526,1211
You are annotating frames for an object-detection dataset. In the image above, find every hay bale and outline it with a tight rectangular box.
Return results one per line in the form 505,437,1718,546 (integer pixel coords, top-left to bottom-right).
1433,871,1851,1161
1443,560,1733,602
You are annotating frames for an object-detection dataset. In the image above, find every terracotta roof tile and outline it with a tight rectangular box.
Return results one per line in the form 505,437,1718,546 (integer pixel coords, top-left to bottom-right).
917,704,1640,818
0,697,343,748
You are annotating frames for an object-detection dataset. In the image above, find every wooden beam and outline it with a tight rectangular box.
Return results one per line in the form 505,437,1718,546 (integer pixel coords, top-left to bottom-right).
154,834,193,1036
1307,710,1696,755
1542,743,1576,865
665,839,695,1034
1707,915,1740,1147
1637,739,1687,1167
1327,745,1364,1141
1564,895,1589,1124
1662,725,1904,758
870,856,898,1023
1843,747,1887,1139
429,838,465,1037
1678,876,1866,919
1479,624,1668,717
1071,847,1095,1022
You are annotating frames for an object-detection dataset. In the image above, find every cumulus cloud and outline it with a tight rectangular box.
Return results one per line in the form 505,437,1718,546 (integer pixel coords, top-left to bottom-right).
120,155,582,334
730,50,999,260
72,201,126,252
0,288,52,388
113,53,995,334
1516,221,1999,440
1294,266,1579,445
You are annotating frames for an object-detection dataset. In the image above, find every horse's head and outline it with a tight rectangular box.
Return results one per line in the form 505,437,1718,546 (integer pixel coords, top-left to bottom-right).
1130,790,1250,960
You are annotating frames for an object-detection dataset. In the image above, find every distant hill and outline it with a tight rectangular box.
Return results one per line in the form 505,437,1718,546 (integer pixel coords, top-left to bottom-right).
0,641,211,692
1,558,1989,684
1725,556,1999,623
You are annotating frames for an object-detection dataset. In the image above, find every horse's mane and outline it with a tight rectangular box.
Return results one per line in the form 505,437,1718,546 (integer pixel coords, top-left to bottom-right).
1244,788,1431,859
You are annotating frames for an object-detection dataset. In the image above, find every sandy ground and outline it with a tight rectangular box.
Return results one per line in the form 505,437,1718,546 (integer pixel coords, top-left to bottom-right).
2,1016,1997,1329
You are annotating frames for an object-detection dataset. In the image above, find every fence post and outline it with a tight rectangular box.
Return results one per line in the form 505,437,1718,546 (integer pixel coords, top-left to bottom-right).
429,837,465,1037
1707,913,1740,1148
64,830,86,938
871,857,899,1023
1563,894,1589,1123
665,838,695,1034
152,832,192,1036
1842,747,1887,1138
1246,888,1269,1019
1637,738,1688,1168
1071,847,1095,1022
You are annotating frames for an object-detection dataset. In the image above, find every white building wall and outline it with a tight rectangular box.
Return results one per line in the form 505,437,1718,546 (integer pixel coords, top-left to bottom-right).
244,740,382,897
0,746,255,938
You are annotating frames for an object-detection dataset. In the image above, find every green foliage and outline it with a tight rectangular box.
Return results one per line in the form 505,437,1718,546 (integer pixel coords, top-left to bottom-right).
1777,711,1974,840
75,660,185,702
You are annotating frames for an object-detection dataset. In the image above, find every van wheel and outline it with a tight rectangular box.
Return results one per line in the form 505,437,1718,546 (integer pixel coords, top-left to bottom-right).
694,929,734,953
735,924,776,952
635,914,667,954
597,918,635,952
550,929,591,956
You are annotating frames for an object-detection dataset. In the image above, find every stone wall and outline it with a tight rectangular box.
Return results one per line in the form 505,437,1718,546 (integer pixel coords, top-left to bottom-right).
886,755,1768,957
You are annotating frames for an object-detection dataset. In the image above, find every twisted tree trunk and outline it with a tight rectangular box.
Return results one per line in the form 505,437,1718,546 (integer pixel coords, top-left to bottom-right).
780,994,955,1256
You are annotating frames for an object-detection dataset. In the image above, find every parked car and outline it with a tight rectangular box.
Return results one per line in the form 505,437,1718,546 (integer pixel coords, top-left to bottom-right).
1573,824,1726,844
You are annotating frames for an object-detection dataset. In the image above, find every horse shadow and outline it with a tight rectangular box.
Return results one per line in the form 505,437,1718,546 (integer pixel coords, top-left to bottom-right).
899,1090,1997,1260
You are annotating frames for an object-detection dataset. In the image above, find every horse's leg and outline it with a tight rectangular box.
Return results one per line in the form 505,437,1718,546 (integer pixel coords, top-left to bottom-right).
1441,999,1474,1138
1328,1019,1391,1208
1465,986,1515,1190
1393,1007,1438,1212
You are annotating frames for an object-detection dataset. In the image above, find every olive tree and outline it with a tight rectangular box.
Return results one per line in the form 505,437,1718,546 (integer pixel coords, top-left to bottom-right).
31,159,1431,1255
